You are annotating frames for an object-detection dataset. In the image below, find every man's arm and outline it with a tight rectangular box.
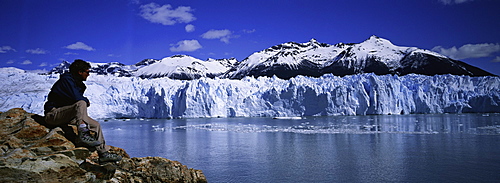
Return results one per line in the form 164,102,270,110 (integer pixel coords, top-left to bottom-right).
56,77,90,106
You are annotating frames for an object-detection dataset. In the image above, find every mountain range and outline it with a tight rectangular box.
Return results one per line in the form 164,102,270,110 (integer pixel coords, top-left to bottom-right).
46,36,496,79
3,36,500,118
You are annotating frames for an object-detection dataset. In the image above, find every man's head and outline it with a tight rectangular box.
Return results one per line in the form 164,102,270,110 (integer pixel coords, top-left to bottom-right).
69,59,91,81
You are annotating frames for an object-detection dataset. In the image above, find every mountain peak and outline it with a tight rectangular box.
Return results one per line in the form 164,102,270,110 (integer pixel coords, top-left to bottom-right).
360,35,396,48
369,35,380,40
307,38,328,47
171,54,191,58
364,35,386,42
46,60,71,74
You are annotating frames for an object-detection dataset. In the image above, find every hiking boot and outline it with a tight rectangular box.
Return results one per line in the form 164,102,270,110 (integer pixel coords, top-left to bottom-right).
99,152,122,163
78,131,101,147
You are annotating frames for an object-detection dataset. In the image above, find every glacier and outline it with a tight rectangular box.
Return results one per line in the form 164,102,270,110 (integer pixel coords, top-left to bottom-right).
0,67,499,119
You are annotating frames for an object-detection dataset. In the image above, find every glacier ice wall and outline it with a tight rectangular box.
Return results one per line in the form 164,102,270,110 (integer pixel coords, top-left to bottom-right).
1,67,499,119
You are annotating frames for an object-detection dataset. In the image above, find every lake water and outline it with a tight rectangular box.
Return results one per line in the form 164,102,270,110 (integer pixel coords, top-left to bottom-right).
101,114,500,182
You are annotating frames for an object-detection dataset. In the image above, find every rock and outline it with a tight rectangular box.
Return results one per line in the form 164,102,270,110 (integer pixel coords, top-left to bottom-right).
13,154,89,182
80,161,117,180
113,157,207,182
0,108,207,182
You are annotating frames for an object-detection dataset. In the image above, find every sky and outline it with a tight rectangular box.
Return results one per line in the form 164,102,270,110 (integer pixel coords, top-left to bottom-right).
1,0,499,75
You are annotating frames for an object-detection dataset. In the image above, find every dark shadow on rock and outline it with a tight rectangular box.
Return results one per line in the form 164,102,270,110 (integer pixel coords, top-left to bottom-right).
31,114,93,151
32,114,76,140
31,114,53,128
80,161,116,180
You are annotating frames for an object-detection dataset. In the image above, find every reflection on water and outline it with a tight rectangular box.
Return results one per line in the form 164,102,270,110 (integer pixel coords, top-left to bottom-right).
102,113,500,182
148,113,500,135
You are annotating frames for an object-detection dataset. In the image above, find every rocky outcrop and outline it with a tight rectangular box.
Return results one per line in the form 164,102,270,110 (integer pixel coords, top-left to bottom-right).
0,108,207,183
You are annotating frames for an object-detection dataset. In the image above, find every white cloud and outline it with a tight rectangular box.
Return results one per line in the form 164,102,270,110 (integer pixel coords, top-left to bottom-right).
21,60,32,65
432,43,500,60
6,60,15,64
26,48,48,54
201,29,231,39
201,29,234,43
0,46,16,53
185,24,195,32
64,52,79,55
438,0,474,5
139,3,195,26
65,42,95,51
129,0,140,5
170,40,202,52
39,62,48,67
492,56,500,63
242,29,256,33
108,54,121,57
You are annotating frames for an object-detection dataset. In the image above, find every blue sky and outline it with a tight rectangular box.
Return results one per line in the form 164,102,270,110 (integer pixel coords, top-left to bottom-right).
1,0,499,75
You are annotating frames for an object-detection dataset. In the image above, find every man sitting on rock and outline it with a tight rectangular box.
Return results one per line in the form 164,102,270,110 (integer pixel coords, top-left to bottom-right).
44,59,122,163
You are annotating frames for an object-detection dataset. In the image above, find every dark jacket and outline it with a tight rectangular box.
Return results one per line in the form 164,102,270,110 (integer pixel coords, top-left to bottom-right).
44,72,90,114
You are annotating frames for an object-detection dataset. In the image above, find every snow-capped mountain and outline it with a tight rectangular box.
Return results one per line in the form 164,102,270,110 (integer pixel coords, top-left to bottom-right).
46,60,137,77
224,36,494,79
46,61,71,75
135,55,237,79
47,55,238,80
46,36,494,80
